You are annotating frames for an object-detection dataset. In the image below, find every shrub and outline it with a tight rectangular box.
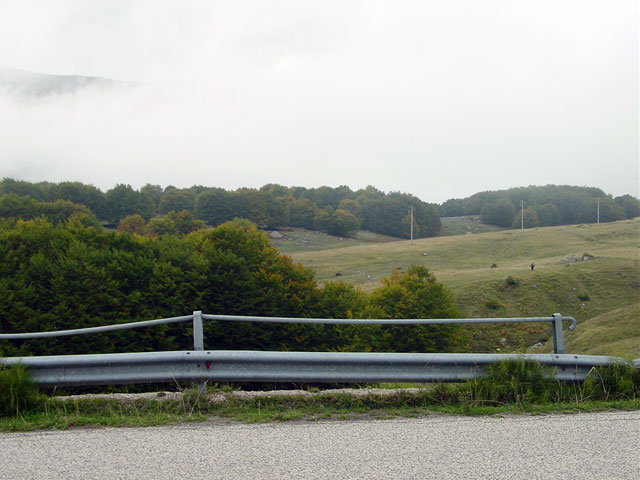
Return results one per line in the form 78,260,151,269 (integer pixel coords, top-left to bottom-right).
485,299,501,310
577,292,590,301
0,365,42,417
504,276,519,287
490,263,498,268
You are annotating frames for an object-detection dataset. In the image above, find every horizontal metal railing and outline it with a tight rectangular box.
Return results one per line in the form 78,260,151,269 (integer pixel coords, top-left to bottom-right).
0,311,577,354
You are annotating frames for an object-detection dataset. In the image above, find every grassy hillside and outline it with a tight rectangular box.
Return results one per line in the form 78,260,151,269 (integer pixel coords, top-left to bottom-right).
287,219,640,357
268,228,399,254
439,215,507,236
538,303,639,360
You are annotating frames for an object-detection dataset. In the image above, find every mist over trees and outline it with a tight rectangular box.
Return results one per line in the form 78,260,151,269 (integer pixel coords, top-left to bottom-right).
440,185,639,228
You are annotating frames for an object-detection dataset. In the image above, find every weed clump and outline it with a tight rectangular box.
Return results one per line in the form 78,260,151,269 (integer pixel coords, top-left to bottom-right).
577,292,590,301
0,365,42,417
583,363,640,401
485,299,502,310
504,276,520,287
469,360,556,405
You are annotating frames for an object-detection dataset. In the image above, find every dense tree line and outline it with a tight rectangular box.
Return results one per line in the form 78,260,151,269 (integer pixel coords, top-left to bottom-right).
439,185,640,228
0,218,462,357
0,179,441,239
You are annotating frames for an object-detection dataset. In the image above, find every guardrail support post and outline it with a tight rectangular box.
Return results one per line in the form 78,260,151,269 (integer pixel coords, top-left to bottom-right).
552,313,564,354
193,311,204,351
193,311,206,394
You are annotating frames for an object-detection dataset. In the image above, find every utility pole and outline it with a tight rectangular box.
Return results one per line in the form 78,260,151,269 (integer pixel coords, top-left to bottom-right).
520,200,524,229
597,198,600,224
409,205,414,242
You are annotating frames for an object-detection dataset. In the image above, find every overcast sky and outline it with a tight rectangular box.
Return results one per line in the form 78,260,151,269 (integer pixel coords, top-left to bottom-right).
0,0,637,203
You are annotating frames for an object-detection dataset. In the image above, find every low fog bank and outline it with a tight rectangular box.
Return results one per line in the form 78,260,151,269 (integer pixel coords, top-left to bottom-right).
1,71,637,202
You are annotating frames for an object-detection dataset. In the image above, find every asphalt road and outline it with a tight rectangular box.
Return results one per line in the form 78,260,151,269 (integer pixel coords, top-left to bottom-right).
1,411,638,479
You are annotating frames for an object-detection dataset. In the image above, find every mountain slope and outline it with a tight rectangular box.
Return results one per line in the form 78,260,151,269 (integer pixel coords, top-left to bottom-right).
288,219,639,355
0,65,131,96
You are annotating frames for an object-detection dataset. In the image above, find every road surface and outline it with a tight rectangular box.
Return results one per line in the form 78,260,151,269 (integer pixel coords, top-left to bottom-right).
1,411,638,479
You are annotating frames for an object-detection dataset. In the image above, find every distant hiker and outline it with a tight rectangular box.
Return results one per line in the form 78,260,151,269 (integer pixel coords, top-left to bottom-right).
530,262,535,271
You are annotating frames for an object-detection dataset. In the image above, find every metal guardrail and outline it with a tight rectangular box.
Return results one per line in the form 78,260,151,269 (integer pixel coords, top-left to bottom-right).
0,351,627,386
2,311,634,387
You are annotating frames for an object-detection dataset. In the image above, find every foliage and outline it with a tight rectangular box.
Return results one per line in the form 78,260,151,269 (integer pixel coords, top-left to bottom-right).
511,207,539,228
0,194,101,227
480,198,516,227
52,181,107,219
368,266,463,352
468,360,557,405
117,214,148,235
0,365,42,417
148,210,205,236
504,276,520,287
140,184,164,209
470,360,639,406
583,363,640,400
104,184,155,223
0,216,464,357
0,178,53,201
357,189,441,238
194,188,249,226
614,194,640,219
441,185,634,228
315,207,360,237
158,189,196,214
290,198,317,229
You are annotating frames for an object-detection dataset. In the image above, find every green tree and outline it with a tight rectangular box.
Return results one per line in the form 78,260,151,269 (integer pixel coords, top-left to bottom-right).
337,198,363,221
104,184,155,223
0,194,100,226
439,198,466,217
534,203,562,226
511,207,540,228
614,195,640,219
369,266,462,352
290,198,317,229
195,189,249,226
140,184,164,210
158,189,196,214
480,199,516,227
52,182,107,219
148,210,205,236
0,178,52,202
117,214,148,235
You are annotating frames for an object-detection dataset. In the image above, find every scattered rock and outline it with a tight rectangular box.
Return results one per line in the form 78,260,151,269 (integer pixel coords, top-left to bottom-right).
560,255,597,263
269,231,284,239
532,342,544,348
499,338,508,346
